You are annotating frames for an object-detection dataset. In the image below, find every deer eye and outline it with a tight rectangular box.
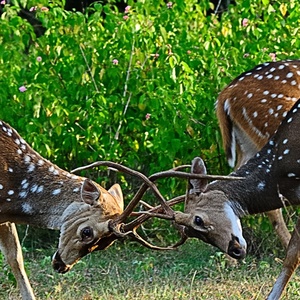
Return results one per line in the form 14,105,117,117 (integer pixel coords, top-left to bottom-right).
194,216,204,227
81,227,94,242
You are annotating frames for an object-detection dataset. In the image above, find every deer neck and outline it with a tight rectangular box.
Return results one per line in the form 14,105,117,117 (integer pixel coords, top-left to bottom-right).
208,145,284,216
0,122,85,229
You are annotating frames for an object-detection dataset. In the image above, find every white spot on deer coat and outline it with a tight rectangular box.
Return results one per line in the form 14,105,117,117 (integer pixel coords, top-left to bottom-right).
52,189,61,195
37,186,44,193
22,203,33,214
24,155,31,164
30,184,38,193
257,182,266,190
28,164,35,173
8,190,14,195
19,191,28,199
37,159,44,166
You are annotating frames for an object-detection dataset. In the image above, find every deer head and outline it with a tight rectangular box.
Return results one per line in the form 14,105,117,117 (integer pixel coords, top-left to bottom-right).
172,157,247,259
52,179,124,273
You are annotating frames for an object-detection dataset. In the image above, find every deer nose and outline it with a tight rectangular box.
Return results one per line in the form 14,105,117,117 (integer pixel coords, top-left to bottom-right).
227,235,246,259
52,251,71,274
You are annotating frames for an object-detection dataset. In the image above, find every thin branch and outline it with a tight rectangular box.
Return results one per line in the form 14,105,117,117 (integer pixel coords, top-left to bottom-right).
214,0,222,14
114,37,135,140
79,44,99,93
114,40,149,140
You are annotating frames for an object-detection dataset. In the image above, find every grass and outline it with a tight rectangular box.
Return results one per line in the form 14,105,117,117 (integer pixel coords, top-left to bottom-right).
1,238,300,300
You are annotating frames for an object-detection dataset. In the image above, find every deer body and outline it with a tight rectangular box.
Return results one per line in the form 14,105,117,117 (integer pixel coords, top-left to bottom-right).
178,98,300,299
216,59,300,249
0,120,124,300
216,59,300,168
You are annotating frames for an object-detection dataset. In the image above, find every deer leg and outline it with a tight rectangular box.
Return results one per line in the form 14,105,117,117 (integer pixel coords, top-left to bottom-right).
0,222,35,300
267,217,300,300
266,209,291,250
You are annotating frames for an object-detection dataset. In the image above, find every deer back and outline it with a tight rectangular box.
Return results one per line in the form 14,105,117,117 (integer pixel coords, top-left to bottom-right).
216,59,300,168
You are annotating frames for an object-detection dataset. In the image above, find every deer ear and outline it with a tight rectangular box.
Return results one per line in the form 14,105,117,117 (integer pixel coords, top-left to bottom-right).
189,157,208,193
81,179,101,205
108,184,124,211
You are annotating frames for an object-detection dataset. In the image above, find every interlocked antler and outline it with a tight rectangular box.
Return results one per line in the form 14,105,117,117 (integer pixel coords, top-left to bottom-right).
72,161,244,250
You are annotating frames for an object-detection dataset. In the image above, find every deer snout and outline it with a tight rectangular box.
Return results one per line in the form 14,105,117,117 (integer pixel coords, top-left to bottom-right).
52,251,71,274
227,235,246,259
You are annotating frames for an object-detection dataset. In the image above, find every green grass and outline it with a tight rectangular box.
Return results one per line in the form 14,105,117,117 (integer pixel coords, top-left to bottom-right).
1,239,300,300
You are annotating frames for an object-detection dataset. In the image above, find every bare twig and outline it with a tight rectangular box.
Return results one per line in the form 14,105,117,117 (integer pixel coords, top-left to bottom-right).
79,44,99,93
114,38,149,140
114,37,135,140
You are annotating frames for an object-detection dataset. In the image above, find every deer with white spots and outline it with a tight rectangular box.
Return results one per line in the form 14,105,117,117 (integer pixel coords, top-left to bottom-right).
216,59,300,249
0,120,126,300
0,120,189,300
169,98,300,299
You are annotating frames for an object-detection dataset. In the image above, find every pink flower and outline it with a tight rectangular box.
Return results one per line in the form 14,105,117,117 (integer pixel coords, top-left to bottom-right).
0,1,6,5
167,2,173,8
123,15,129,21
19,86,27,92
41,7,49,12
112,59,119,65
125,6,131,13
29,6,37,12
145,113,151,120
151,53,159,59
269,52,276,61
36,56,42,62
242,18,249,27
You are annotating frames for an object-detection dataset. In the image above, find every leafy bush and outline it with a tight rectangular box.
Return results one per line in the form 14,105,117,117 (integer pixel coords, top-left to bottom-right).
0,0,300,247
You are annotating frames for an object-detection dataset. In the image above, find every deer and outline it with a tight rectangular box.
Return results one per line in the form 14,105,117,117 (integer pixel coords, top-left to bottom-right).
0,120,126,300
216,59,300,249
166,98,300,299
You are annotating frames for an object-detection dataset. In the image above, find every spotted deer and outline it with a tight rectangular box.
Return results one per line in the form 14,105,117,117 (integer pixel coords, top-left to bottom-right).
216,59,300,249
170,98,300,299
0,120,124,300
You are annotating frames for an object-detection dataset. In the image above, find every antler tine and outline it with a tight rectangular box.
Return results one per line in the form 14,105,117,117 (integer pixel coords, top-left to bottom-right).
127,228,174,250
120,195,187,250
148,169,245,181
123,195,185,230
71,161,174,223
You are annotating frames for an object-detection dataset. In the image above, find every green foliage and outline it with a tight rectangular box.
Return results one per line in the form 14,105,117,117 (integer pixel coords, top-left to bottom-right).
0,0,300,245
